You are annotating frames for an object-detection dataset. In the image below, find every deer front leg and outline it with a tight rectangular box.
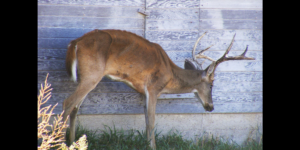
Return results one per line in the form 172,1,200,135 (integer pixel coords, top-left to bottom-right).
144,87,157,150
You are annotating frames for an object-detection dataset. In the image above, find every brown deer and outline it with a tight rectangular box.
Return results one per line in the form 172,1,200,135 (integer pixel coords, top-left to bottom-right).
62,29,254,149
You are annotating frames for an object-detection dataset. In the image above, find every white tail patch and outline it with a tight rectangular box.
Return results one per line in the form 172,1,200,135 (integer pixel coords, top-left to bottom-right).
71,45,78,82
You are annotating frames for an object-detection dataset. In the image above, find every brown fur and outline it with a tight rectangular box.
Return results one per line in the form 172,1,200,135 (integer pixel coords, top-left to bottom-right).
63,29,215,149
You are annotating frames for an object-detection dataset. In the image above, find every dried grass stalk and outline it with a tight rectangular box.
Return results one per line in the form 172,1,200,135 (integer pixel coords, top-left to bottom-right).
38,74,87,150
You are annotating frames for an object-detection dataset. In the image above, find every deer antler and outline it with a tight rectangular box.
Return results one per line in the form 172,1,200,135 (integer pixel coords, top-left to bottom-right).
191,32,215,69
215,33,255,66
195,44,215,61
209,33,255,80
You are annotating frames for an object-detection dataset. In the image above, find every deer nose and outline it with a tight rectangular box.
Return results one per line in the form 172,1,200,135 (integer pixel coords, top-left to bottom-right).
204,103,214,112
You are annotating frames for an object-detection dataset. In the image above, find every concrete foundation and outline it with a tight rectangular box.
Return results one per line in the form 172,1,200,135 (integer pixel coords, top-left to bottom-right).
65,113,262,145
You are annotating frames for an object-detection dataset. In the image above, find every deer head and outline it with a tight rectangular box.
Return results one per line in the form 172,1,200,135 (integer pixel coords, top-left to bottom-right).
184,32,255,112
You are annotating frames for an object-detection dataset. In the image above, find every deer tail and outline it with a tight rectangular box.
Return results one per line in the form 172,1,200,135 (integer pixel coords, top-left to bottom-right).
65,40,78,82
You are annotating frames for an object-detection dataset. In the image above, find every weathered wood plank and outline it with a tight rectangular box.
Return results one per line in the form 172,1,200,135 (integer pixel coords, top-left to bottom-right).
38,71,116,83
146,9,199,20
146,9,262,20
38,59,261,72
38,27,144,38
214,72,262,82
38,16,144,29
146,30,262,41
200,0,262,9
212,81,262,92
38,0,145,7
153,40,262,51
146,20,199,30
146,30,199,41
212,92,262,103
38,49,66,60
147,0,200,8
38,71,262,85
155,101,262,113
38,50,261,71
199,19,262,29
38,60,65,71
173,60,262,72
213,60,262,72
165,51,262,61
37,82,137,93
38,38,73,49
46,92,261,107
38,48,261,62
45,92,262,114
39,79,261,94
38,71,70,83
38,5,144,19
200,9,262,20
38,35,261,50
78,101,262,114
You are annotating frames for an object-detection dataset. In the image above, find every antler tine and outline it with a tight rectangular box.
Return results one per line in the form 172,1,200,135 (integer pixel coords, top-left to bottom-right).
216,34,255,65
220,33,236,61
240,45,249,57
192,32,207,61
195,44,215,61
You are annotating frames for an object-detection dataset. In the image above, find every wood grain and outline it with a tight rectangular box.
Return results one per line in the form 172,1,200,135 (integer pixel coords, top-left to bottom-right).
146,9,200,20
172,60,262,72
199,19,262,29
38,5,144,19
147,0,200,8
38,27,144,38
38,80,261,94
152,40,262,51
38,59,261,72
146,30,262,41
200,0,262,9
146,20,199,30
38,0,145,7
44,92,262,114
199,9,262,20
38,48,262,62
38,71,262,84
38,16,144,29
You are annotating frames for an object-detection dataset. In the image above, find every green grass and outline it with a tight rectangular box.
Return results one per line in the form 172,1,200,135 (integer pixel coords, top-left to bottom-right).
64,125,262,150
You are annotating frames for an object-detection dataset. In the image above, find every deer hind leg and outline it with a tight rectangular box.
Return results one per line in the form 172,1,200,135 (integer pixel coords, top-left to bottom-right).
62,75,103,144
62,59,106,144
144,86,158,150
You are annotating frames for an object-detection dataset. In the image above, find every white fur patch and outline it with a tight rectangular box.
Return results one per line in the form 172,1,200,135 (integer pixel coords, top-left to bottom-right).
71,45,78,82
144,85,149,110
106,75,136,90
192,89,198,93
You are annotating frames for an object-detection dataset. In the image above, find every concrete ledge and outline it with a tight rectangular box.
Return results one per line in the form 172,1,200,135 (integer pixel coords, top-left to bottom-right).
63,113,262,145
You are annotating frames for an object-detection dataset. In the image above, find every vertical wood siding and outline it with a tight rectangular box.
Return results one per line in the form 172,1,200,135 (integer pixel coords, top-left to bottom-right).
38,0,262,114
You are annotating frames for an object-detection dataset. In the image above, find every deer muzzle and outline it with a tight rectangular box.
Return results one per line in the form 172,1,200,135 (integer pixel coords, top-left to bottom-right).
204,103,214,112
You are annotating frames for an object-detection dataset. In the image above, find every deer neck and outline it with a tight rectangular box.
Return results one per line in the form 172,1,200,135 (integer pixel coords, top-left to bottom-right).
163,66,203,94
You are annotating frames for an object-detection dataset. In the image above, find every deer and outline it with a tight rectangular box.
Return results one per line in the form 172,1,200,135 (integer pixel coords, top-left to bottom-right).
62,29,255,149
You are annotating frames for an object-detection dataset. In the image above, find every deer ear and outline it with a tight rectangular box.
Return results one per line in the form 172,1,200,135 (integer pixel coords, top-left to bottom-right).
184,59,197,70
206,61,216,76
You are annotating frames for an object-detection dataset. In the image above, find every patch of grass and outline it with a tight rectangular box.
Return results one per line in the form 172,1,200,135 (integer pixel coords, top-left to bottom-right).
65,125,150,150
64,124,262,150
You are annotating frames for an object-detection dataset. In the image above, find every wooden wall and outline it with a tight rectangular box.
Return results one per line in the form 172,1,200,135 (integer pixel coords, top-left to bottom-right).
38,0,262,114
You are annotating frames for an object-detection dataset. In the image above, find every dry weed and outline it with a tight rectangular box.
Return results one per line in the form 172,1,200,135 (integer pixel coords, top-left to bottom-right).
38,74,87,150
